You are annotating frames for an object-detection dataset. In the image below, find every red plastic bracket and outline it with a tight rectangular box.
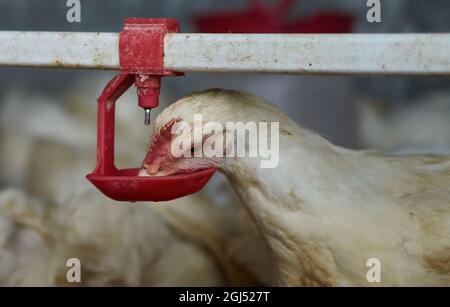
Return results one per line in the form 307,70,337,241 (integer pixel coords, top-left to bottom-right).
119,18,183,110
119,18,180,75
86,18,215,202
86,73,215,202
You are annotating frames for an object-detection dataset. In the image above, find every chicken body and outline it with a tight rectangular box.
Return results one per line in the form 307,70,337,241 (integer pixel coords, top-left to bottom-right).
142,89,450,286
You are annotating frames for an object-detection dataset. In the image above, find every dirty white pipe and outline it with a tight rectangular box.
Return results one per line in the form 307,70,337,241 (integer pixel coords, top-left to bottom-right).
0,31,450,76
0,31,119,70
164,33,450,76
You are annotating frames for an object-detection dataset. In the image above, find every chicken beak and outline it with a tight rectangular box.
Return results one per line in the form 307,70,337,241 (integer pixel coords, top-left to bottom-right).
143,162,161,175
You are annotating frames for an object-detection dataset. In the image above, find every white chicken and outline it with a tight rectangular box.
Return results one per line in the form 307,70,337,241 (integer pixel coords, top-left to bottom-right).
141,89,450,286
0,187,265,286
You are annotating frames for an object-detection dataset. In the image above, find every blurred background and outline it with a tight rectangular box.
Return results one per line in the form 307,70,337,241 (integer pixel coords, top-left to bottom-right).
0,0,449,286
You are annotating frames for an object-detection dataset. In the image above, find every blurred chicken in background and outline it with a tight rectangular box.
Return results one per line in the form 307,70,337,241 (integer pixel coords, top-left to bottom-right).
0,187,271,286
0,76,271,286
